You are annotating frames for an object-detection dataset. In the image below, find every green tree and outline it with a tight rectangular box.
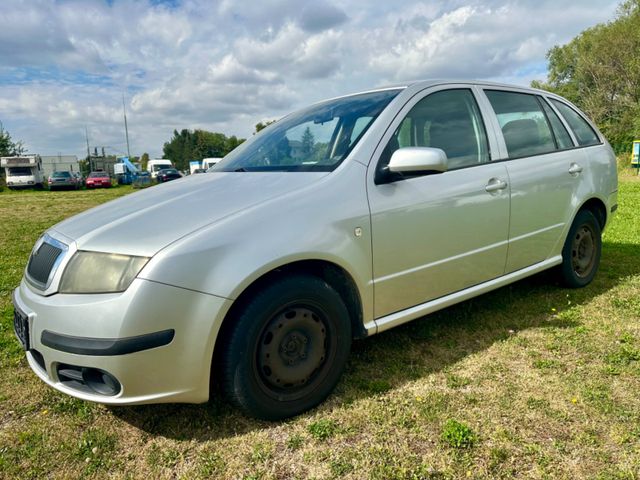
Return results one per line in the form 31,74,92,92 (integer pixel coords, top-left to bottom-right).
225,135,244,153
532,0,640,152
162,129,246,169
254,120,276,134
0,123,24,156
300,127,315,157
140,152,150,171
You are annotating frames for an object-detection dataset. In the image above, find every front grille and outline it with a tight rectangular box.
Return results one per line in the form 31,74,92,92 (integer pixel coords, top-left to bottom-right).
27,241,63,286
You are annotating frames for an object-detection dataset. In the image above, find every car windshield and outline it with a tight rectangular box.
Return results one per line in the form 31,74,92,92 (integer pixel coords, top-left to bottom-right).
89,172,107,178
153,164,171,171
161,169,178,174
8,167,32,175
52,172,71,177
212,89,401,172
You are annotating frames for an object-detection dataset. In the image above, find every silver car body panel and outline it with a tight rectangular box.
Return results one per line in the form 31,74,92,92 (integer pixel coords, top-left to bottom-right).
13,79,618,404
138,160,376,321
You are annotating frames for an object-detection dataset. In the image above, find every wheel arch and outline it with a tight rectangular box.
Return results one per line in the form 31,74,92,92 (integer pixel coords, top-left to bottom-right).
577,196,607,231
210,259,366,396
213,259,366,364
246,260,363,339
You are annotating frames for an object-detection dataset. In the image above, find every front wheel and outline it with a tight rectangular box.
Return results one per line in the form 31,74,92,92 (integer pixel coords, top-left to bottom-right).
220,275,352,420
558,209,602,288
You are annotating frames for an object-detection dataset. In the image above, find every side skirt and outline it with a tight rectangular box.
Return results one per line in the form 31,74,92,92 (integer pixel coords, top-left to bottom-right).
364,255,562,335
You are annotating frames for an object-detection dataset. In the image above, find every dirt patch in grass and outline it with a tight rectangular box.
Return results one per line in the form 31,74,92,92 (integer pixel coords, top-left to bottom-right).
1,181,640,478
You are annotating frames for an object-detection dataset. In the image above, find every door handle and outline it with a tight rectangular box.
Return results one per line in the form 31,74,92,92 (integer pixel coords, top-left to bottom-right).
568,163,583,175
485,178,508,193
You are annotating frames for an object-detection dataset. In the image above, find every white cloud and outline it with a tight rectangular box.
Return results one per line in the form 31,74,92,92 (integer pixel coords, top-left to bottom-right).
0,0,620,158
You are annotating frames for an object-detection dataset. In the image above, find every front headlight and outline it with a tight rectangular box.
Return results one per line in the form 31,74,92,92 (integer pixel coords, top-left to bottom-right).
59,251,149,294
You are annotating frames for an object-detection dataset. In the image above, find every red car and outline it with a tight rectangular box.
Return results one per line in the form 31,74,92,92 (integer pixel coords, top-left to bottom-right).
86,171,112,188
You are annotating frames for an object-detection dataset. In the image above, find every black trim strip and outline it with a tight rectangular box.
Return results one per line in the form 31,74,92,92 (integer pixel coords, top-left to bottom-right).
611,204,618,213
41,329,175,356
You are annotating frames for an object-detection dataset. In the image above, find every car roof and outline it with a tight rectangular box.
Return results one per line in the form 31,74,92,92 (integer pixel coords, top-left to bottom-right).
323,79,550,104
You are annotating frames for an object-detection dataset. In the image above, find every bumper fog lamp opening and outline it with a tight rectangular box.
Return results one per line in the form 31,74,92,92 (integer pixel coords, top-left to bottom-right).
83,368,120,396
57,364,121,396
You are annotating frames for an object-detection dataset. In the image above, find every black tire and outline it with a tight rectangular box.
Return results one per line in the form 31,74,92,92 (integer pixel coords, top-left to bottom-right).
558,209,602,288
220,275,352,420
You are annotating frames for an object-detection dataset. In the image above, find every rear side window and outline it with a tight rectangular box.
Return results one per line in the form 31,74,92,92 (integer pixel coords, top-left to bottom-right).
539,97,574,149
549,99,600,147
485,90,555,158
380,89,490,171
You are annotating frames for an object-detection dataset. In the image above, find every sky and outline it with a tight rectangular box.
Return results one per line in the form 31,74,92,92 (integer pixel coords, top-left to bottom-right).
0,0,621,159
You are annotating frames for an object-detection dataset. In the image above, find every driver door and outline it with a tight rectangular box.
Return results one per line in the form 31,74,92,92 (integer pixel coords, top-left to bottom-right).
368,87,510,318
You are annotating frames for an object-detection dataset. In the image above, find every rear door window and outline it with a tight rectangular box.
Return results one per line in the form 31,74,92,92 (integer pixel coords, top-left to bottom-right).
485,90,556,159
549,99,600,147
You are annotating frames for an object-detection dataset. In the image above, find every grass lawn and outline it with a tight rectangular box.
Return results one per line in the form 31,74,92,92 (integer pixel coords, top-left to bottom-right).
1,176,639,479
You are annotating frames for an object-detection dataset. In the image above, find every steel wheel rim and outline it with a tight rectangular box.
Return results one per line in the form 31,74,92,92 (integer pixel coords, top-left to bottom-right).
571,225,596,278
255,305,332,399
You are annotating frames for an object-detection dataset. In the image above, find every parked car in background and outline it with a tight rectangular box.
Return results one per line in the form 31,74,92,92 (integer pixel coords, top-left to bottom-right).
156,168,182,183
192,168,207,174
12,80,617,421
85,171,112,188
48,171,80,191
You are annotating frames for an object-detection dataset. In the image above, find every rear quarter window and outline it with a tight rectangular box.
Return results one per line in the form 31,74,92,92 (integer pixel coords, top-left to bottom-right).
549,99,600,147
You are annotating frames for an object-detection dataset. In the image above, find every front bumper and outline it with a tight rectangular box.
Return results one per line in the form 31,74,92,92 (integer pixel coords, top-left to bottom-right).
13,277,232,405
8,180,35,187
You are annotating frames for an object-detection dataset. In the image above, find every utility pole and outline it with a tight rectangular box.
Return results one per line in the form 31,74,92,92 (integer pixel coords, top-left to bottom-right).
85,126,91,160
122,93,131,159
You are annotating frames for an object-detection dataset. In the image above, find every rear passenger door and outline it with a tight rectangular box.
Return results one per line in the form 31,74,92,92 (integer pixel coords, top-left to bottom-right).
480,89,585,273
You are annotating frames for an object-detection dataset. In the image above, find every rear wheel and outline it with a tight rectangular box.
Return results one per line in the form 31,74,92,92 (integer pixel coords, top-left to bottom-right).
220,275,351,420
558,209,602,288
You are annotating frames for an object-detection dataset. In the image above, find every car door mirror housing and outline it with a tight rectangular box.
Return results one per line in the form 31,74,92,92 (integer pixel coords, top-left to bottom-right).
388,147,448,174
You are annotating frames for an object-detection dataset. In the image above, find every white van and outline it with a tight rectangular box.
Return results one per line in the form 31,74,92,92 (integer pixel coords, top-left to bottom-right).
147,159,173,179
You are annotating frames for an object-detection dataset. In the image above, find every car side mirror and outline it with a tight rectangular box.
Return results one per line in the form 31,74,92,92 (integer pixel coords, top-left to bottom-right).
388,147,448,174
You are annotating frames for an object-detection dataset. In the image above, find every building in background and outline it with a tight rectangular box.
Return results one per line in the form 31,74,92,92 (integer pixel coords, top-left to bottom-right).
41,155,80,179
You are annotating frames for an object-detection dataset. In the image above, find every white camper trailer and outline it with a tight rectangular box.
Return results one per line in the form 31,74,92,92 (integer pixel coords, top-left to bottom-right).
1,155,44,189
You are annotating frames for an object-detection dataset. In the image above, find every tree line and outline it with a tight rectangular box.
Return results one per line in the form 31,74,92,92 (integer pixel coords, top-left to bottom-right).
161,129,244,171
0,124,24,157
532,0,640,153
160,121,279,170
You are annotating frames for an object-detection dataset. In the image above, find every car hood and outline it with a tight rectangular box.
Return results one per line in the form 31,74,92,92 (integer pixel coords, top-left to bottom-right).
51,172,328,257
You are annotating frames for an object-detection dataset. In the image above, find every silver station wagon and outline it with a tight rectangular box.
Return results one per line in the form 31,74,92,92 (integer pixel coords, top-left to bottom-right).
13,80,617,419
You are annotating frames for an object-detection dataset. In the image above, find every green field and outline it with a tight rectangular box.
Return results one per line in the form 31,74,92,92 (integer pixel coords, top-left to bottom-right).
1,177,639,479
